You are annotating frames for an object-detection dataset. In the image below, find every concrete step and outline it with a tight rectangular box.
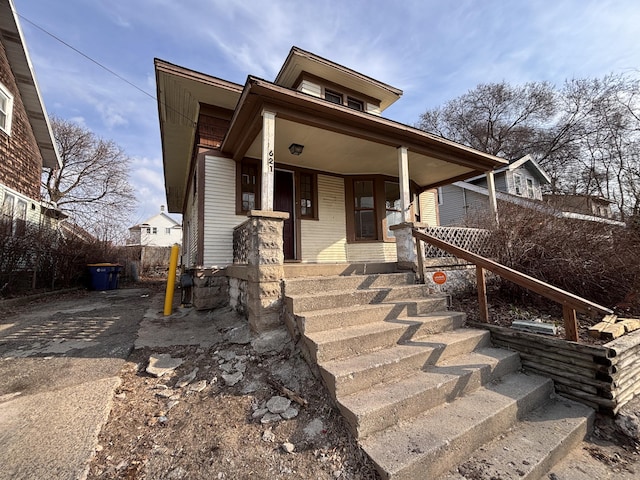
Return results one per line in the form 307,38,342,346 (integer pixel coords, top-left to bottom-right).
444,396,594,480
305,312,467,363
296,299,450,334
284,272,415,296
286,284,433,312
338,347,521,439
361,372,554,480
319,328,491,398
283,262,399,278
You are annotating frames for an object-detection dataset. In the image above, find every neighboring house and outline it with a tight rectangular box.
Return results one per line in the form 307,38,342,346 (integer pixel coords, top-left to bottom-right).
127,207,182,246
544,194,616,220
0,0,62,232
155,46,506,269
439,154,625,227
439,154,550,226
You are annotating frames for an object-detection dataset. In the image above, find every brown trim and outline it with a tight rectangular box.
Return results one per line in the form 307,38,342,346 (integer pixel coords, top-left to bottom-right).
298,72,381,108
344,174,418,244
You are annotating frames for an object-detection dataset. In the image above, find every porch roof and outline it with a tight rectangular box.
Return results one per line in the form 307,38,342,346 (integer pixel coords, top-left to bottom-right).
156,59,507,213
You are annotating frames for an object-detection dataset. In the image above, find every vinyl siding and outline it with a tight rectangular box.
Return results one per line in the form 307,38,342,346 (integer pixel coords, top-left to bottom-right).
300,174,347,262
203,155,247,267
346,242,397,263
183,180,198,267
438,184,468,226
419,189,439,225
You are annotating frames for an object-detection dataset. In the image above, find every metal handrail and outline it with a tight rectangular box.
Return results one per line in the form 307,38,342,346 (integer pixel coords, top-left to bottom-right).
412,228,613,341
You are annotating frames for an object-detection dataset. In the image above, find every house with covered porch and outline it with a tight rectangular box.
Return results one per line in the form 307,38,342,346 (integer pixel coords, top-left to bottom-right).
155,47,640,479
155,46,506,329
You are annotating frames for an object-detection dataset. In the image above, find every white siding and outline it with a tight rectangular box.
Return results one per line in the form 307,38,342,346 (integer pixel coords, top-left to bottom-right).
419,190,439,225
138,213,181,246
0,184,41,224
300,175,347,262
347,242,397,263
298,80,322,98
203,155,247,267
183,179,198,267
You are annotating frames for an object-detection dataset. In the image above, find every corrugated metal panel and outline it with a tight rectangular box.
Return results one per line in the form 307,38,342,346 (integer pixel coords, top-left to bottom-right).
419,190,438,225
203,155,247,267
346,242,397,263
300,175,347,262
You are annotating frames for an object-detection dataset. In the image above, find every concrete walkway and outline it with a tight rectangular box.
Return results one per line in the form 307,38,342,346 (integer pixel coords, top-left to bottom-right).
0,288,155,480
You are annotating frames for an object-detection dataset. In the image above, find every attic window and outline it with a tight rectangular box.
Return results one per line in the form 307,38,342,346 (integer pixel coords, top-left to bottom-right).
0,83,14,135
347,97,364,111
325,89,343,105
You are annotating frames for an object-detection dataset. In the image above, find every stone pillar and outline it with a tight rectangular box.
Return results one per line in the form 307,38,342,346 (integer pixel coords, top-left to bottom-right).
246,210,289,332
390,222,418,273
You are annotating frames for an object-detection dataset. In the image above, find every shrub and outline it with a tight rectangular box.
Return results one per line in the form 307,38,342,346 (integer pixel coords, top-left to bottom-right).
466,203,640,316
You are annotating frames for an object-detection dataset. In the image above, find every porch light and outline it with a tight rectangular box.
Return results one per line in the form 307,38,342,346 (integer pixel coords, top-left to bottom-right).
288,143,304,155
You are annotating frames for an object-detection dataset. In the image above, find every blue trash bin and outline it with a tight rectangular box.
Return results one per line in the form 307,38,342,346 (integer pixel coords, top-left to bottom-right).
88,264,121,290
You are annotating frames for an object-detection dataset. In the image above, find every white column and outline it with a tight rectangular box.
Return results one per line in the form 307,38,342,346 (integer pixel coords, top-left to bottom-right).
261,110,276,211
486,170,499,224
397,146,411,222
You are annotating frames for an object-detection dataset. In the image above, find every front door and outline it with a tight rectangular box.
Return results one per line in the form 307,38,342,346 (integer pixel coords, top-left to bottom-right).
274,170,295,260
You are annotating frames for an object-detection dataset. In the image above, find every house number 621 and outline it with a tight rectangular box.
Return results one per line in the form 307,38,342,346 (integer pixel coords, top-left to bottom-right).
268,150,274,172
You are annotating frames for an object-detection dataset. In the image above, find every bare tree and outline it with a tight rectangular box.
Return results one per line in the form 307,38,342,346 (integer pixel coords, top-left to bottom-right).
417,74,640,220
42,117,137,239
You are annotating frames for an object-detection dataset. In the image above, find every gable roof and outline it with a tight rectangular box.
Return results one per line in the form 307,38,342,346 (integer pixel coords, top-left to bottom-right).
274,46,403,112
0,0,61,169
466,154,551,185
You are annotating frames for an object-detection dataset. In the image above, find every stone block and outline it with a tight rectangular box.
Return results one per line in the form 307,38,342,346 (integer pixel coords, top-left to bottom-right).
247,265,284,283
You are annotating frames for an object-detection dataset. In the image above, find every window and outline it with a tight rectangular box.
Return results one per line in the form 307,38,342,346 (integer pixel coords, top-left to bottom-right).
354,180,377,240
299,172,315,218
240,162,259,212
146,227,151,234
0,83,13,135
513,173,523,196
385,182,401,237
152,227,158,234
526,178,535,199
1,193,27,235
347,97,364,111
325,89,343,105
165,227,171,234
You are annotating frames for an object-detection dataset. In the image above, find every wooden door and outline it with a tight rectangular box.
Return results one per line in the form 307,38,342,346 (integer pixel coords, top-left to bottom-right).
274,170,295,260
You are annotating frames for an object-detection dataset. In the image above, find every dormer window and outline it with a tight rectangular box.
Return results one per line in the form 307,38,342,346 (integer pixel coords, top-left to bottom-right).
347,97,364,111
325,89,343,105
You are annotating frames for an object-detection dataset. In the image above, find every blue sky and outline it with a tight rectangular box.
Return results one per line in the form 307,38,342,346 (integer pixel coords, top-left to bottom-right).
13,0,640,225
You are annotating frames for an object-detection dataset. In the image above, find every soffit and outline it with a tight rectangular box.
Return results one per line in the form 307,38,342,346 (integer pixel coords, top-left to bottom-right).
244,118,478,188
155,59,243,212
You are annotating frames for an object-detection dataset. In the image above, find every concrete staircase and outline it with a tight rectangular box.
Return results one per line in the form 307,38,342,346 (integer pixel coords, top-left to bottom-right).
283,268,595,480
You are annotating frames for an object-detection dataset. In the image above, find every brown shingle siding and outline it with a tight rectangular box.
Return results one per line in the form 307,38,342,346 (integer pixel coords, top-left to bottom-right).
0,39,44,201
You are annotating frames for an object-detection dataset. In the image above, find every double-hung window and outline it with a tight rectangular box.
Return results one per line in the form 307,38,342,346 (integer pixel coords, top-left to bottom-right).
354,180,376,240
0,83,13,135
324,89,343,105
384,182,402,237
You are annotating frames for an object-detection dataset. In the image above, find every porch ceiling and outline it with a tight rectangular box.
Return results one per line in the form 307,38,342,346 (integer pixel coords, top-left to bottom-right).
244,119,473,187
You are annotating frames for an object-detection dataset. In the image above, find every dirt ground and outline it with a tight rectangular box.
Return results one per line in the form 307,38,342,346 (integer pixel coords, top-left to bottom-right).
7,284,634,480
85,297,380,480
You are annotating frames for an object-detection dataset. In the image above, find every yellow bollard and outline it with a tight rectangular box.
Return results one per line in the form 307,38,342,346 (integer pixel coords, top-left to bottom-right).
163,244,180,316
